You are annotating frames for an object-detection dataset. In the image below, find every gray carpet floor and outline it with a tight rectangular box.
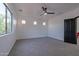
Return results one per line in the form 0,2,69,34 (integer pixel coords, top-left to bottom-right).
9,37,79,56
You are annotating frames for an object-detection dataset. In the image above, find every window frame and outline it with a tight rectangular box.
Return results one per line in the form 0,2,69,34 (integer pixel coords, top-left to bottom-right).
4,3,13,33
0,3,13,36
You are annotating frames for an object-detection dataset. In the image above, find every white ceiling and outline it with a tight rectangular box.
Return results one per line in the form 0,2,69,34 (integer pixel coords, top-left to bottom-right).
9,3,79,18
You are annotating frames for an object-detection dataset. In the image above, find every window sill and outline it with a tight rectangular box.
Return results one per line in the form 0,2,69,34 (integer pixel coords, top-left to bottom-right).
0,32,13,38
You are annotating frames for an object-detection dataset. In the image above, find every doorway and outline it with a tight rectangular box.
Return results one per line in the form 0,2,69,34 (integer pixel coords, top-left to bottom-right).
64,18,77,44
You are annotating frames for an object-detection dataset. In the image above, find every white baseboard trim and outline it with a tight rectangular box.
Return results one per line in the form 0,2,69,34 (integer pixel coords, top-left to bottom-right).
16,36,48,40
48,36,64,42
16,36,64,42
7,39,16,56
0,52,9,56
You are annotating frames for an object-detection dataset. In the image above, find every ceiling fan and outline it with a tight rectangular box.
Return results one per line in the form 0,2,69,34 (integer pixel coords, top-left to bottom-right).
40,6,55,16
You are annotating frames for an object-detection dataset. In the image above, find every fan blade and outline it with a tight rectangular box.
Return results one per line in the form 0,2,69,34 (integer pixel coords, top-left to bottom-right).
45,8,47,11
42,7,47,11
42,7,45,11
47,12,55,14
40,13,44,16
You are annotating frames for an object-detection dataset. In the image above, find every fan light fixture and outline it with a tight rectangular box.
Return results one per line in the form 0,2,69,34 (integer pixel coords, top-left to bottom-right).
44,13,47,15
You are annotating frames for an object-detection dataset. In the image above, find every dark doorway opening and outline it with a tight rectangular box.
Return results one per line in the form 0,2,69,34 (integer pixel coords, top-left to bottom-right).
64,18,77,44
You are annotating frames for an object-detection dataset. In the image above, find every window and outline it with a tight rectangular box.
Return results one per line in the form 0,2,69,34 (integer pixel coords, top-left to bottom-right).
7,8,12,33
0,3,12,35
0,3,6,35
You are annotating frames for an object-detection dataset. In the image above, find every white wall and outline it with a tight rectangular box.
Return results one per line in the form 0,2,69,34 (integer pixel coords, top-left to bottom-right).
48,15,64,41
48,7,79,41
16,16,48,39
1,3,79,56
16,6,79,40
0,4,16,56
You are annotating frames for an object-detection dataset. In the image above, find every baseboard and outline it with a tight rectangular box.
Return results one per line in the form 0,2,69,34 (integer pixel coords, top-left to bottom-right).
0,52,9,56
48,36,64,42
7,39,16,56
16,36,48,40
16,36,64,42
